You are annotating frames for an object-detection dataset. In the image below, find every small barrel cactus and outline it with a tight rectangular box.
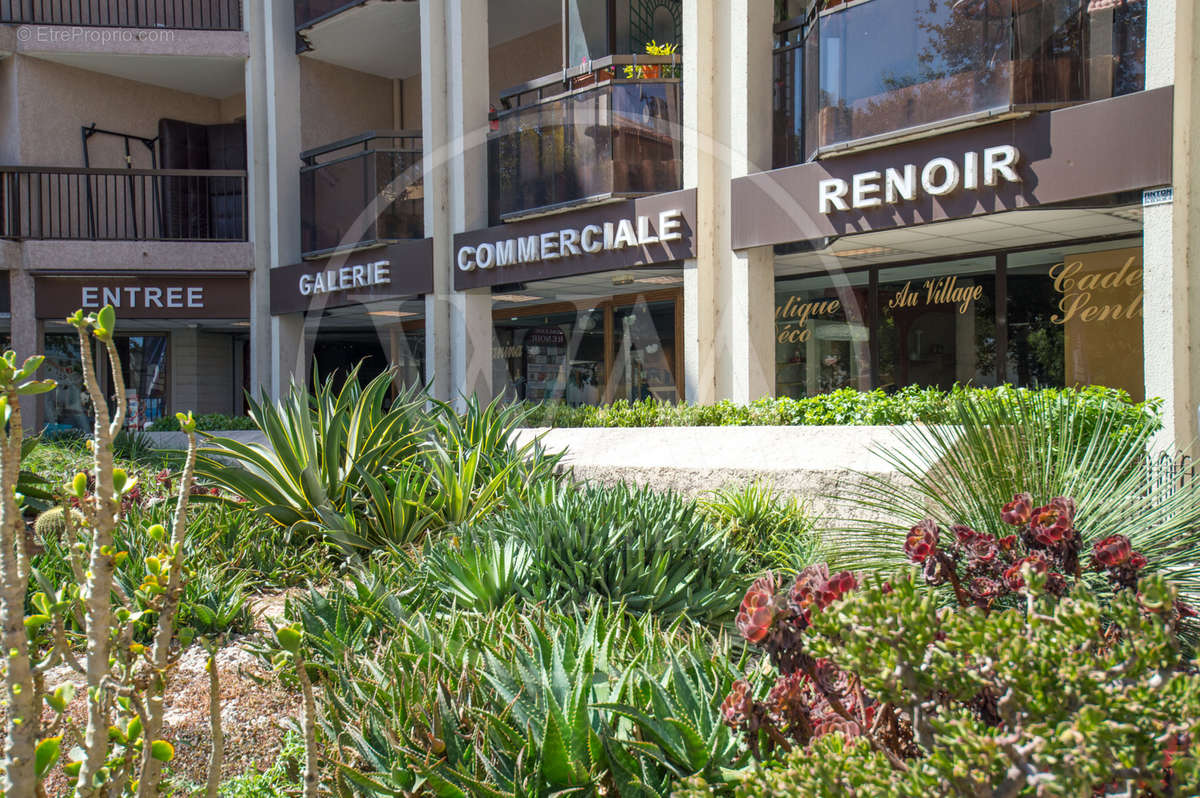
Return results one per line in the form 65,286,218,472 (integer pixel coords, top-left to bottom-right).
34,507,85,540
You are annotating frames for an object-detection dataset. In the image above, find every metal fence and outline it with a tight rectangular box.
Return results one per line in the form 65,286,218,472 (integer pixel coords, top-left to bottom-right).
0,0,242,29
0,166,248,242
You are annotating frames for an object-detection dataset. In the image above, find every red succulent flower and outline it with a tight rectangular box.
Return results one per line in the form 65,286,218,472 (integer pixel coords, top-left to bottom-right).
1092,535,1133,568
955,526,1000,563
1001,493,1033,525
736,575,779,643
905,519,939,563
1003,552,1050,591
998,535,1018,553
1030,497,1076,545
970,576,1002,601
765,671,809,728
720,680,754,730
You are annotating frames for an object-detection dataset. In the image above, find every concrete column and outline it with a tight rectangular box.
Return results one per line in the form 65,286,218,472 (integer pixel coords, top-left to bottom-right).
10,267,42,429
1142,0,1191,450
682,0,775,404
421,0,493,405
1171,0,1200,450
248,0,305,399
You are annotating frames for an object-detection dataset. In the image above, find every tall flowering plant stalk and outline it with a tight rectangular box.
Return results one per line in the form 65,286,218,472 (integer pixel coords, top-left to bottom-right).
0,306,218,797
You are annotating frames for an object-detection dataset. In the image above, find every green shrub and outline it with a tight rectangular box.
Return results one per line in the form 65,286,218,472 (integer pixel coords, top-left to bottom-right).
519,385,1159,432
425,482,750,622
148,413,260,432
699,481,818,573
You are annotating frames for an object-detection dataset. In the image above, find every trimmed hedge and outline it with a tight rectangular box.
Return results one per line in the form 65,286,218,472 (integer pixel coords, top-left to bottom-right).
147,413,259,432
520,385,1162,430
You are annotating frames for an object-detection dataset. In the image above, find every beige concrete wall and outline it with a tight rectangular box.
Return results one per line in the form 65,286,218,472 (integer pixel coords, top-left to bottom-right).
220,93,247,122
488,23,560,106
298,58,394,152
0,58,17,163
171,328,236,415
401,75,422,129
15,55,224,166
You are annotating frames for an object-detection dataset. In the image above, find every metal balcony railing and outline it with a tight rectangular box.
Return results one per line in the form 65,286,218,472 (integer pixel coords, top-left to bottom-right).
488,54,683,223
0,0,242,30
300,131,423,258
774,0,1147,163
0,166,248,241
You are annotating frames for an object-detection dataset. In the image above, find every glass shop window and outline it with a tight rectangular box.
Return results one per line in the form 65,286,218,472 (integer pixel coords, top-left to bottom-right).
877,259,998,392
114,335,169,430
775,271,871,397
1007,244,1143,400
42,334,89,435
609,299,678,403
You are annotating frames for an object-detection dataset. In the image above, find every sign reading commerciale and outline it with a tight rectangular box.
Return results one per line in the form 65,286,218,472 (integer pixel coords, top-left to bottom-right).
272,239,435,315
35,275,250,320
454,190,697,290
731,87,1174,249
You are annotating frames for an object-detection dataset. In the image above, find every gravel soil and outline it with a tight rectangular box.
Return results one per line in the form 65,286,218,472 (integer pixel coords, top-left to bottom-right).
29,590,305,797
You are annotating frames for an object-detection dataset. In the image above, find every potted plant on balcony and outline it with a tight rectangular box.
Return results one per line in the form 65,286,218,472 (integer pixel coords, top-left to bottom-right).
624,40,679,80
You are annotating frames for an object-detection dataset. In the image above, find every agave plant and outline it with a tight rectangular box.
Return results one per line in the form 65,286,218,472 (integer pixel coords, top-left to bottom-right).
423,531,532,612
699,481,819,574
827,388,1200,608
460,482,751,622
197,366,428,530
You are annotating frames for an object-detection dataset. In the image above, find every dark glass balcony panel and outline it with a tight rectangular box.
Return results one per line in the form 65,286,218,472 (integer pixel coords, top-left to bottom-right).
773,0,1147,162
299,132,423,258
488,56,682,223
0,0,241,29
294,0,364,29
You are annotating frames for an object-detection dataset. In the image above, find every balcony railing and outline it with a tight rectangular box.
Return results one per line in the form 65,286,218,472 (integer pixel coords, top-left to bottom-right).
774,0,1147,162
0,0,242,30
488,54,683,223
0,166,247,241
300,131,423,258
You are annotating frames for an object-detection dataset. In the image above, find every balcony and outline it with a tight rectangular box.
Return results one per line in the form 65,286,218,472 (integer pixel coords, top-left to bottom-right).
0,0,242,29
300,131,423,258
488,54,683,223
294,0,364,34
0,166,247,241
774,0,1147,162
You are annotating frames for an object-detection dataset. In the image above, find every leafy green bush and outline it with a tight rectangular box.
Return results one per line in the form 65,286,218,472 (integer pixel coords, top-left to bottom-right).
424,482,750,622
693,568,1200,797
699,481,818,573
148,413,260,432
520,385,1160,432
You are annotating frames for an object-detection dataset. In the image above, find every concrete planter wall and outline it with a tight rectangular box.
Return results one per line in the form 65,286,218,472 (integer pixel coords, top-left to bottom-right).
147,425,930,522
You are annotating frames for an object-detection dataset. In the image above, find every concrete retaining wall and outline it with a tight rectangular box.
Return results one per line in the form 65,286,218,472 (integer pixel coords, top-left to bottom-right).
151,425,929,522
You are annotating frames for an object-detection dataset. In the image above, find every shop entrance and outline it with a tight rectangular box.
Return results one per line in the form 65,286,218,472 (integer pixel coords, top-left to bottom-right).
493,275,683,405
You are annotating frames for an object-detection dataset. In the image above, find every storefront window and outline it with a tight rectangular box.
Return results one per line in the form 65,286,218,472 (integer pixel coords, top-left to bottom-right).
115,335,169,430
775,271,870,397
1008,243,1143,399
43,334,89,434
494,294,680,406
878,259,997,391
610,299,678,403
774,240,1141,398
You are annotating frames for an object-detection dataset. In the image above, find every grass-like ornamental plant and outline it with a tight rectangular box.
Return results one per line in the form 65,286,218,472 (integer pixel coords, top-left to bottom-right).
426,481,751,622
828,388,1200,612
704,495,1200,797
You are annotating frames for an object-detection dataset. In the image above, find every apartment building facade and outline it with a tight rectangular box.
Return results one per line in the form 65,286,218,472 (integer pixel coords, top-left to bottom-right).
3,0,1198,448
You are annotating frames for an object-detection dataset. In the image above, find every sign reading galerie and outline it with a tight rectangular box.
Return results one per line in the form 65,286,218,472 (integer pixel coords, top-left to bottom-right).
35,275,250,320
454,190,697,290
272,240,434,315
